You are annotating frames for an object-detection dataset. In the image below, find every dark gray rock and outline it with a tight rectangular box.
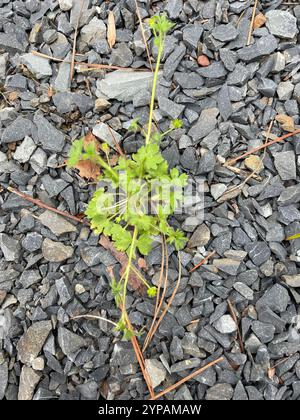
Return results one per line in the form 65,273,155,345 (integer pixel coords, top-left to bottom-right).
20,270,41,288
197,61,227,78
227,63,250,86
57,327,86,357
233,282,254,300
0,32,27,54
41,175,68,197
188,108,219,143
217,83,232,121
164,44,186,81
171,358,200,373
165,0,183,19
110,342,136,366
22,232,43,252
80,246,116,267
33,113,65,152
274,151,296,181
265,10,298,39
220,48,237,72
278,184,300,206
238,35,278,62
110,43,133,67
0,233,21,261
212,24,238,42
182,23,203,49
1,117,33,143
245,242,271,266
256,284,290,313
206,383,234,400
252,321,275,343
233,381,248,400
55,278,74,305
197,150,216,175
180,147,197,171
257,78,277,97
158,96,185,119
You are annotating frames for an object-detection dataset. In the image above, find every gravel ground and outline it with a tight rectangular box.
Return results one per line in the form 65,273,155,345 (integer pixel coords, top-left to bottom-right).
1,0,300,401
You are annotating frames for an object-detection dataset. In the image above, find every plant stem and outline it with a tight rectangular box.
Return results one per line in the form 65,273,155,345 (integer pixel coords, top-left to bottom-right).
130,264,152,289
96,155,119,183
122,226,138,313
145,41,163,145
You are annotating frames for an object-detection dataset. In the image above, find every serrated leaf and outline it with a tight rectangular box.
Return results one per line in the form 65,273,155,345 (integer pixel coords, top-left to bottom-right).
107,11,116,49
110,225,132,252
137,233,153,255
67,138,84,168
166,228,187,250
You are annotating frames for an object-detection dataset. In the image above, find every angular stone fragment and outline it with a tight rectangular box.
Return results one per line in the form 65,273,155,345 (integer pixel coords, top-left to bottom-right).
21,54,52,79
206,383,234,400
274,151,296,181
282,275,300,288
33,113,65,152
0,233,20,262
57,327,85,357
163,44,186,81
14,136,36,163
1,117,33,143
217,83,232,121
17,321,52,365
92,122,122,150
188,108,219,143
18,367,41,400
38,211,77,236
213,258,241,275
80,17,106,47
42,239,74,262
145,359,167,388
188,224,210,248
96,70,159,103
256,284,290,313
212,24,238,42
237,35,278,62
265,10,298,39
278,184,300,205
245,242,270,266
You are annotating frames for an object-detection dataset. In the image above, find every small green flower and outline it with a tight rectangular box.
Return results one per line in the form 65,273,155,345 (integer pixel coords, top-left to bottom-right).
147,286,157,298
171,119,183,129
101,143,110,154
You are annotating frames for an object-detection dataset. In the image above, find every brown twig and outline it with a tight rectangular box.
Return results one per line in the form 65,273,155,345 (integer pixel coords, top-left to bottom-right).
143,252,182,349
143,236,167,352
150,357,224,400
124,313,155,398
70,0,85,82
32,51,149,72
227,299,244,353
134,0,153,72
5,186,87,225
225,128,300,166
189,250,216,273
247,0,258,46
